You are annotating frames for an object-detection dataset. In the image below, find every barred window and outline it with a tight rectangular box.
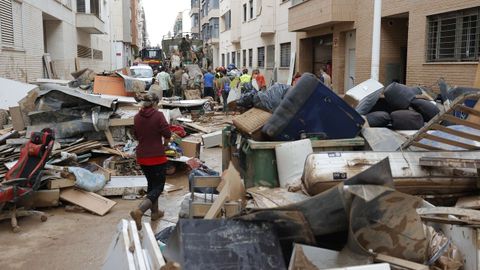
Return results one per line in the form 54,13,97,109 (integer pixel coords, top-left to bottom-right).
221,53,225,67
257,46,265,68
280,42,291,67
93,49,103,60
242,49,246,67
77,45,92,58
231,51,235,65
266,45,275,68
248,48,253,67
427,7,480,62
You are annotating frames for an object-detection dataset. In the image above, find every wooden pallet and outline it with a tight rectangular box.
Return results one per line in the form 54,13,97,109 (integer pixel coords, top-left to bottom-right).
400,93,480,151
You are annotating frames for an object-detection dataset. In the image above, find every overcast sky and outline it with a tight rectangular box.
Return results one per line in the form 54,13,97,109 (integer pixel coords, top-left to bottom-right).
143,0,191,47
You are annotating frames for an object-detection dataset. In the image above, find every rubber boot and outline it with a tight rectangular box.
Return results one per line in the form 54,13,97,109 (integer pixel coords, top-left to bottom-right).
150,199,165,221
130,198,152,230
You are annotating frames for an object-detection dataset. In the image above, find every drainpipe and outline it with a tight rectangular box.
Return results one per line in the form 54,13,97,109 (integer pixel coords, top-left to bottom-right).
370,0,381,81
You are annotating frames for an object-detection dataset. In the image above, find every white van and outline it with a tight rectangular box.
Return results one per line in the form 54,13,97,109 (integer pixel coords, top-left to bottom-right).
129,65,154,90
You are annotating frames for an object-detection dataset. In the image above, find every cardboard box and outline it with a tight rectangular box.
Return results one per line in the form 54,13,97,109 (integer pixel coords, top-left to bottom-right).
180,139,201,158
93,75,135,97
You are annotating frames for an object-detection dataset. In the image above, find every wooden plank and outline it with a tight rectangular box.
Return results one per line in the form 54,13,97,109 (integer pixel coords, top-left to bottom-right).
109,118,134,127
375,254,428,270
47,178,75,189
192,176,222,190
456,196,480,210
431,124,480,142
9,106,25,131
417,207,480,221
142,223,166,268
419,133,478,150
410,141,444,151
455,104,480,118
204,184,229,219
128,220,147,270
443,114,480,130
248,137,365,150
6,138,29,145
60,188,116,216
104,128,115,148
33,189,60,208
190,202,241,218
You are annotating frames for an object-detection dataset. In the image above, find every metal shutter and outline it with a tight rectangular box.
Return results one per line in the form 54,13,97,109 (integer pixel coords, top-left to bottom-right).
0,0,14,46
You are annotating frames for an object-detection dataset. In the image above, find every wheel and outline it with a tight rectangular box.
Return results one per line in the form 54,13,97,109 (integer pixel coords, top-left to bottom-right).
40,215,48,222
12,226,21,233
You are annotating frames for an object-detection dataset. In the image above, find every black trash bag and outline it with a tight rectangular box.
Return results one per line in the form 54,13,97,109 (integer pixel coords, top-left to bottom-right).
236,89,257,109
391,110,424,130
384,82,416,110
366,111,392,127
410,99,440,122
368,97,395,114
253,83,290,112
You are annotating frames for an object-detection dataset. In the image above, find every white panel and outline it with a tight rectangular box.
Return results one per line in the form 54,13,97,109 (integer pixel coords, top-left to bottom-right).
276,139,313,187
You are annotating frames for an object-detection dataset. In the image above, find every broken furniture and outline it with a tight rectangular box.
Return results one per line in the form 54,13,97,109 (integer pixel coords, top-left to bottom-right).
102,219,165,270
0,128,55,232
302,151,480,200
188,175,241,218
401,93,480,151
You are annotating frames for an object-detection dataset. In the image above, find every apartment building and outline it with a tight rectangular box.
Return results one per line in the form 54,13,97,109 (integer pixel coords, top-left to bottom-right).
219,0,296,84
0,0,112,82
289,0,480,93
190,0,200,38
200,0,220,68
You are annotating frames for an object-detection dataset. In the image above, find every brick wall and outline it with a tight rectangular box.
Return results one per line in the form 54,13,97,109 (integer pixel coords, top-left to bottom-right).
292,0,480,93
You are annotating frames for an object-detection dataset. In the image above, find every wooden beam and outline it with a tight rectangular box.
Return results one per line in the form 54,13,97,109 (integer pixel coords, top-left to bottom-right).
104,128,115,148
419,133,478,150
443,114,480,130
417,207,480,221
47,178,75,189
109,118,134,127
419,157,480,169
410,141,443,151
431,124,480,142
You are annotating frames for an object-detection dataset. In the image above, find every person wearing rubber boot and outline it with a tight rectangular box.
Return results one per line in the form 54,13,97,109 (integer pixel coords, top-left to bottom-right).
130,93,172,230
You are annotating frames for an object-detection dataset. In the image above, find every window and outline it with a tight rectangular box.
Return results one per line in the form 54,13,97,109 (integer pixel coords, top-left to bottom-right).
77,45,92,58
222,53,225,67
76,0,85,12
243,4,247,22
249,0,254,19
92,49,103,60
223,10,231,31
280,42,291,67
191,14,199,27
209,17,219,39
231,51,236,65
227,52,230,66
242,49,247,67
427,7,480,62
0,0,22,48
257,46,265,67
237,51,241,66
266,45,275,68
208,0,218,11
248,48,253,67
90,0,100,17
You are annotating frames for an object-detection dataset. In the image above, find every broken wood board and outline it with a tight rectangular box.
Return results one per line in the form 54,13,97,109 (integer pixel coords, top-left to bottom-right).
109,118,134,127
375,254,428,270
102,220,137,270
184,122,214,134
33,189,60,208
9,106,25,131
401,93,480,151
456,196,480,210
60,188,116,216
97,176,182,196
6,138,29,145
142,222,166,268
48,178,75,189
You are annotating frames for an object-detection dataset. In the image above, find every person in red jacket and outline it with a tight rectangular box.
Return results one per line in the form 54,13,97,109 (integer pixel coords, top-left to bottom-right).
130,92,172,230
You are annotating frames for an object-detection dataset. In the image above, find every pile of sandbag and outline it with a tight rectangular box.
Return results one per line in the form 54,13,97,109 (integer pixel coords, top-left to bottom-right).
364,82,440,130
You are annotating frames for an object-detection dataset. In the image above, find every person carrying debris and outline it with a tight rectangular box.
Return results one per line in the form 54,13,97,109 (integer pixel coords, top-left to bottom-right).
155,66,174,97
252,69,266,91
179,36,192,62
130,93,172,230
181,68,190,98
173,66,183,97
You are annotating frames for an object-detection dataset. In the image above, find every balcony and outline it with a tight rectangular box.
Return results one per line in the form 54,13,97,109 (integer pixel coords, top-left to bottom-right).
190,7,199,16
288,0,355,32
76,13,104,34
260,0,275,36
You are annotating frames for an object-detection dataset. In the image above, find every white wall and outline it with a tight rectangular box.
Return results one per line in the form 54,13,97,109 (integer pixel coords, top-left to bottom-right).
218,0,296,84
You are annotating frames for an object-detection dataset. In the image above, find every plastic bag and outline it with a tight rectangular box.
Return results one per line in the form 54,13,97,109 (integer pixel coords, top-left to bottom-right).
253,83,290,112
426,226,463,270
71,167,107,192
236,89,258,109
